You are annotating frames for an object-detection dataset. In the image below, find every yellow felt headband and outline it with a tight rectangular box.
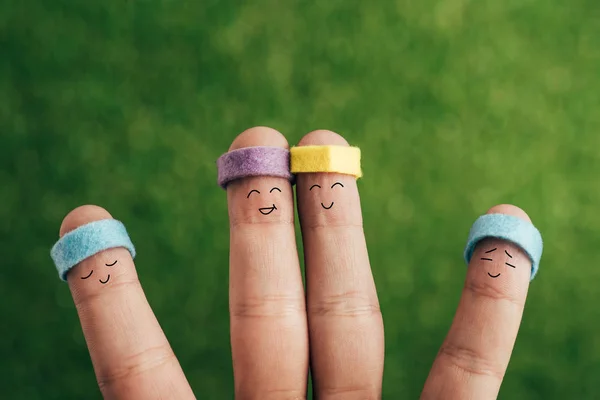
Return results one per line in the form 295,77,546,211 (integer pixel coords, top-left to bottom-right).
290,145,362,178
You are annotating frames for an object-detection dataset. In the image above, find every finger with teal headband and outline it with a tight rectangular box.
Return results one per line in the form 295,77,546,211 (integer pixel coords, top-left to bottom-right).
464,209,543,280
422,204,543,399
50,205,194,399
51,218,136,281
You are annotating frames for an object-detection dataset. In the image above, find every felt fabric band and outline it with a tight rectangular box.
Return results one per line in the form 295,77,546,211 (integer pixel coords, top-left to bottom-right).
217,146,294,189
290,145,362,178
464,213,543,280
50,219,136,281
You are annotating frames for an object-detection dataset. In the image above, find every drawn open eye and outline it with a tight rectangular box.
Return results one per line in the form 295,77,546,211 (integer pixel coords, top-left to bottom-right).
105,260,117,267
81,270,93,279
331,182,344,188
310,184,321,191
247,189,260,198
270,187,281,193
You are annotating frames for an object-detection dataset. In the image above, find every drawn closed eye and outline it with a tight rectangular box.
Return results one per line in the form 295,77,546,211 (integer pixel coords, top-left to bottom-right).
331,182,344,189
270,187,281,193
310,184,321,191
247,189,260,198
505,262,516,268
105,260,117,267
481,248,496,261
81,270,93,279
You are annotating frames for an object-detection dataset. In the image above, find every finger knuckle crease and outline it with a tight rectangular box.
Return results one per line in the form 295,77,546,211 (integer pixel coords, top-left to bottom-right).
73,280,141,308
309,291,381,317
97,345,176,388
439,344,504,379
321,385,380,398
261,388,307,399
305,222,364,229
231,294,304,318
465,280,520,305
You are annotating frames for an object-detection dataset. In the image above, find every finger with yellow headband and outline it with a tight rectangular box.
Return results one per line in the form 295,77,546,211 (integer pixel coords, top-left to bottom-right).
291,143,363,178
292,130,384,398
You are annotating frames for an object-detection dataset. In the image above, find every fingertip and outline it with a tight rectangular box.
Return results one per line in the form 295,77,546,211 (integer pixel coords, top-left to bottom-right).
59,205,114,237
485,204,532,223
229,126,289,151
297,130,349,147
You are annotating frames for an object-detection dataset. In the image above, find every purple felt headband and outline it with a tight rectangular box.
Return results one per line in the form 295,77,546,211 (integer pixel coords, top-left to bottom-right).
217,146,294,189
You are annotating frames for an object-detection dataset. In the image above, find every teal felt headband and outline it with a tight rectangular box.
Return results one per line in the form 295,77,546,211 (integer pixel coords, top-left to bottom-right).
50,219,136,281
464,213,543,280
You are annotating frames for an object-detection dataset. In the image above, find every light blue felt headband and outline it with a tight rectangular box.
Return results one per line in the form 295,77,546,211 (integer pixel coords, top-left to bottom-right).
50,219,136,281
464,213,543,280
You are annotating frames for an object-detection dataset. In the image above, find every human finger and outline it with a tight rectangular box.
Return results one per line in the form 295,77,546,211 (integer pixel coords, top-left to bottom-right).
220,126,309,399
51,205,194,399
293,130,384,399
421,204,543,400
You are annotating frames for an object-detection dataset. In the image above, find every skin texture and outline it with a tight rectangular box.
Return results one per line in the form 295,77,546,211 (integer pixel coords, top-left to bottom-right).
420,204,533,400
55,127,539,399
60,206,194,400
295,130,384,399
226,127,309,399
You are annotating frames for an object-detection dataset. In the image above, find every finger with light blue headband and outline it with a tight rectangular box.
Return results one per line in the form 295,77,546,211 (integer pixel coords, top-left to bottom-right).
464,207,543,281
51,214,136,281
423,205,544,397
49,206,195,395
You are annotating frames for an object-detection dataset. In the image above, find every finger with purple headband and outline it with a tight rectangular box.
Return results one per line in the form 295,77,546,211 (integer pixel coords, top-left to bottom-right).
217,145,294,190
217,127,309,398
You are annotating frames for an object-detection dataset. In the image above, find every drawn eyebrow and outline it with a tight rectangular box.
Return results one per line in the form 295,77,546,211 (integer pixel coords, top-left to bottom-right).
505,262,516,268
81,270,93,279
105,260,118,267
485,248,497,253
481,258,493,261
247,189,260,198
270,187,282,193
505,250,512,258
310,184,321,191
331,182,344,189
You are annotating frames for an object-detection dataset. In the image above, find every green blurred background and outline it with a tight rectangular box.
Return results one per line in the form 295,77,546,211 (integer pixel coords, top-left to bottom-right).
2,0,599,398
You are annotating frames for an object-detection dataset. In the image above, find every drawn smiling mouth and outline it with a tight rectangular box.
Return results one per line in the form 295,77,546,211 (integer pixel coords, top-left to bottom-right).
259,204,277,215
487,272,501,278
99,275,111,284
321,202,334,210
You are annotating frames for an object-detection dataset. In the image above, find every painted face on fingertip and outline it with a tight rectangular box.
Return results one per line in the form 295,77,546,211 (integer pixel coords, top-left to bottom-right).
309,181,344,210
247,186,283,215
68,247,136,289
480,246,518,279
80,259,119,284
297,173,363,227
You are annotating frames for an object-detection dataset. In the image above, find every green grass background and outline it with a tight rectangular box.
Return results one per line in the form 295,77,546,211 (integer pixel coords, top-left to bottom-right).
2,0,600,398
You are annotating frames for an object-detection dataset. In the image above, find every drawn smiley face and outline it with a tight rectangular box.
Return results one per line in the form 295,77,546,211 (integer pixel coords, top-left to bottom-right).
80,259,118,284
247,186,282,215
309,181,344,210
480,247,517,278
